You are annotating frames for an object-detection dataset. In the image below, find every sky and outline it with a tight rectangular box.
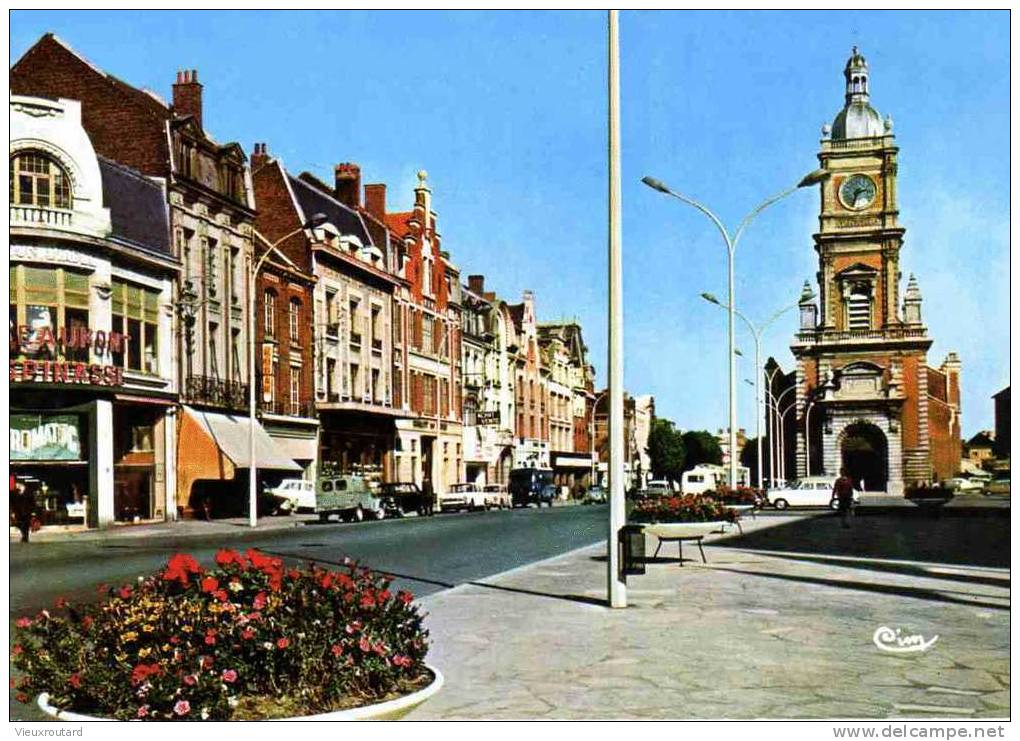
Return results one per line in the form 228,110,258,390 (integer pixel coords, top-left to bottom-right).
10,10,1010,439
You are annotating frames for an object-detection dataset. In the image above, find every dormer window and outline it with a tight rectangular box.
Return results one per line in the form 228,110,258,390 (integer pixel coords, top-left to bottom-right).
10,152,72,209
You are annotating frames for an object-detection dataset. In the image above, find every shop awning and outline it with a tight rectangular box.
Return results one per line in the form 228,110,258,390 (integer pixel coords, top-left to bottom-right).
551,453,595,469
182,407,301,471
270,435,318,464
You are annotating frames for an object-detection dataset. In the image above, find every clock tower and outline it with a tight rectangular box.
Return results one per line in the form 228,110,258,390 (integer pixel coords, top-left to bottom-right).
790,48,961,494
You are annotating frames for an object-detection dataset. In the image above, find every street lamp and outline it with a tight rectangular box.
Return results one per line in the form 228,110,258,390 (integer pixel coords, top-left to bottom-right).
247,213,327,528
642,169,827,489
764,385,797,482
588,388,609,488
702,289,811,489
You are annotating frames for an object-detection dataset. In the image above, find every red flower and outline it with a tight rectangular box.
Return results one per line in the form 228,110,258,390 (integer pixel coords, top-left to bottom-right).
204,635,216,646
169,636,180,645
359,636,371,652
118,585,133,599
330,644,343,657
163,553,203,585
215,549,247,568
54,597,67,609
337,573,355,589
343,591,355,604
81,616,93,630
373,641,388,657
288,569,301,580
379,589,392,603
276,637,290,649
174,700,190,716
221,669,238,683
201,655,214,670
130,663,162,686
68,673,82,689
212,589,229,602
398,591,414,605
200,576,219,593
15,617,32,628
253,592,267,610
137,705,149,718
12,644,23,656
183,674,197,686
319,573,334,589
360,593,376,609
241,628,255,640
393,654,413,668
16,693,28,704
267,571,283,593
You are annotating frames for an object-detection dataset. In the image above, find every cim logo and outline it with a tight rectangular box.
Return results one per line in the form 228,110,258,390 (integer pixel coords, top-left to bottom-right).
872,626,939,654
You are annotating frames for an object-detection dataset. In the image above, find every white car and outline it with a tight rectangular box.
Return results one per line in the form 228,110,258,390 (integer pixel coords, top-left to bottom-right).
438,483,488,512
767,477,860,510
482,484,511,509
940,477,982,493
266,479,316,512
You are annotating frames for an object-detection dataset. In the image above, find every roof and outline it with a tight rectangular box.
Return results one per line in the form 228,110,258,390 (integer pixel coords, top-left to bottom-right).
507,303,525,332
98,156,171,256
966,431,995,449
385,211,412,237
287,174,372,246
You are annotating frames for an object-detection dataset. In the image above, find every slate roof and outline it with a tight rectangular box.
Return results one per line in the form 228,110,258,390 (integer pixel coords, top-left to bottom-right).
98,156,171,257
287,173,372,246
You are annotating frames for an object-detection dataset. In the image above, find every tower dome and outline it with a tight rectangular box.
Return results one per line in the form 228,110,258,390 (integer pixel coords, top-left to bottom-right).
831,47,885,139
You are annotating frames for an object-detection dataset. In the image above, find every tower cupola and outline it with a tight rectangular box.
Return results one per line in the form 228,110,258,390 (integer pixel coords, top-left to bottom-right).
831,47,885,139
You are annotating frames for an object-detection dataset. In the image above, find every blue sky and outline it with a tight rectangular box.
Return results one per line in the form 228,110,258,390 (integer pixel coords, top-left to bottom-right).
11,10,1009,438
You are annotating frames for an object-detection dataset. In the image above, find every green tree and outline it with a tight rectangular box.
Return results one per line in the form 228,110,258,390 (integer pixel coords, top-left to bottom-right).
646,419,686,485
681,430,723,471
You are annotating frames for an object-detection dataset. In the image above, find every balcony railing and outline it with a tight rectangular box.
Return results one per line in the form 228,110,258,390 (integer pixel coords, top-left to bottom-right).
259,398,316,418
325,323,340,338
11,205,73,228
371,338,383,352
796,326,928,343
350,332,362,347
184,375,248,411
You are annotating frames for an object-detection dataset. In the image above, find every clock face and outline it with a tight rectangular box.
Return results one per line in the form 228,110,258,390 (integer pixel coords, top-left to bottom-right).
839,174,877,210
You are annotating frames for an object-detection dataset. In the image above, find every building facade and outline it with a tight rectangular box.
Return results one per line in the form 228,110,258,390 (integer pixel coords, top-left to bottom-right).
10,95,178,528
789,48,961,494
509,292,550,469
385,172,463,495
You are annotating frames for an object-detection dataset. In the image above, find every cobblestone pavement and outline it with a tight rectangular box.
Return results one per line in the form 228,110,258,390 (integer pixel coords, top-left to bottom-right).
407,510,1009,720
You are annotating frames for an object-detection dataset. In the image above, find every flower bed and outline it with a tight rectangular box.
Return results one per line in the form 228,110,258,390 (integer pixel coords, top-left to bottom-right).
630,494,736,524
11,550,431,720
706,485,763,507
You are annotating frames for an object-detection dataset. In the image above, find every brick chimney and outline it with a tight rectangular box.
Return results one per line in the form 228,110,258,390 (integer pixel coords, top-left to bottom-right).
334,163,361,209
364,183,386,220
250,142,269,171
468,275,485,294
172,69,203,130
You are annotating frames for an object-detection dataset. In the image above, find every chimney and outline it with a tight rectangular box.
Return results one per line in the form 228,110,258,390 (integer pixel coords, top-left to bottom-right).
468,275,485,295
334,163,361,209
250,142,269,171
172,69,203,130
364,183,386,220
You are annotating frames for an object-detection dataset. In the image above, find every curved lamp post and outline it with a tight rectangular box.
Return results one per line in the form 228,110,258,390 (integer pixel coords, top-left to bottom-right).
704,290,808,489
642,169,827,488
247,213,328,528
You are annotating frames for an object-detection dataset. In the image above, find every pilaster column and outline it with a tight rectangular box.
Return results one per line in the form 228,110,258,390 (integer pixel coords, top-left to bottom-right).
91,399,115,528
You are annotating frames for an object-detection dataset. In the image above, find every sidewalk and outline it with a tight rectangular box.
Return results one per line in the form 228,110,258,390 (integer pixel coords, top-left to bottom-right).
407,511,1009,720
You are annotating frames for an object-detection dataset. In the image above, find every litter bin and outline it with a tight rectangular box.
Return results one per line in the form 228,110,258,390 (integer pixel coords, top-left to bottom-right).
619,523,646,577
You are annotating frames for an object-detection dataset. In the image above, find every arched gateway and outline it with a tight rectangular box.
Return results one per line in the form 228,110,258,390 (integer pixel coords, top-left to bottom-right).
839,421,887,492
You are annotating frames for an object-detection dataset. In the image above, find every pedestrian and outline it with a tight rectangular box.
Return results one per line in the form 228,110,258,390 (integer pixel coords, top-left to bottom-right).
833,467,856,529
10,481,36,543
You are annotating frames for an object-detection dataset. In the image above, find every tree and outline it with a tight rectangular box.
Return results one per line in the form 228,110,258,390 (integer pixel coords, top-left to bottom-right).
740,435,774,485
645,419,686,485
681,430,723,471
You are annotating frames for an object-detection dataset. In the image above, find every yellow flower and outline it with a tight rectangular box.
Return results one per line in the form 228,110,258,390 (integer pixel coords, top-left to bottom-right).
142,624,155,633
138,647,152,658
181,625,192,633
122,631,139,642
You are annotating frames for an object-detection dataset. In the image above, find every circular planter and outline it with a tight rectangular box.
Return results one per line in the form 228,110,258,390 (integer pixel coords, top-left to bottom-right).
640,521,729,539
37,664,443,722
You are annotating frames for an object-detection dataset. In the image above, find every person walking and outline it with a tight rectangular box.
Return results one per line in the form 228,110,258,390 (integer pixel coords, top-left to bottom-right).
833,467,856,529
10,481,36,543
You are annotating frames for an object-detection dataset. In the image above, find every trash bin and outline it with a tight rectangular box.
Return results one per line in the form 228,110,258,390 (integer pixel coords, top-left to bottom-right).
619,523,646,577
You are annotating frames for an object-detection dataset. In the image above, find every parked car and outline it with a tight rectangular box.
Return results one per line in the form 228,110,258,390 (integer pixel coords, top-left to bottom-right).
767,476,859,510
377,482,434,517
264,479,316,513
645,482,673,498
439,483,488,512
508,468,556,508
940,477,983,493
982,477,1011,496
584,485,607,504
314,475,385,522
482,484,511,510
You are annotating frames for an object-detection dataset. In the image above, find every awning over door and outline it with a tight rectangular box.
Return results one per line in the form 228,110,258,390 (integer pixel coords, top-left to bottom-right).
270,435,318,464
182,407,301,472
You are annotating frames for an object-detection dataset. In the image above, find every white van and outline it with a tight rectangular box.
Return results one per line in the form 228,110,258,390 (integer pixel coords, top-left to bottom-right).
680,464,750,495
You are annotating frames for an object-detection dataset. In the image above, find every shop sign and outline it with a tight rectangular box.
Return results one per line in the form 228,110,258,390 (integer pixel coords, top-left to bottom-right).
476,410,500,426
10,414,83,461
10,359,124,387
10,322,128,359
262,344,274,403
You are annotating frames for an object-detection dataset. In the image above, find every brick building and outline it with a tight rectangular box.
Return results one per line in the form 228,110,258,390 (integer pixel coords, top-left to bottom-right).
789,48,961,494
508,292,550,469
10,34,306,516
383,172,463,496
250,148,403,484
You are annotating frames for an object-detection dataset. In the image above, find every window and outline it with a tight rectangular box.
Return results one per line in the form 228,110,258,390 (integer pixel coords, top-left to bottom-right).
423,375,435,416
231,328,242,383
109,279,161,373
350,363,361,399
422,316,433,354
203,238,218,297
263,290,276,338
207,321,220,378
371,305,382,349
371,368,381,403
393,306,403,344
289,299,301,342
464,397,477,426
326,358,337,398
847,285,871,330
325,290,338,334
349,299,361,345
289,369,301,415
10,152,72,208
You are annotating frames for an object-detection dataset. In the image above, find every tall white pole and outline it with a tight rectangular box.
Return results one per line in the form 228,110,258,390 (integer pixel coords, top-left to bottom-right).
607,9,626,609
753,332,762,490
248,262,258,529
727,250,737,488
805,400,813,477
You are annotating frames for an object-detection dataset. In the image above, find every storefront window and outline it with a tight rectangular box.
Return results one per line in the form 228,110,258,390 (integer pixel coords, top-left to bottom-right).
10,413,89,527
10,265,92,362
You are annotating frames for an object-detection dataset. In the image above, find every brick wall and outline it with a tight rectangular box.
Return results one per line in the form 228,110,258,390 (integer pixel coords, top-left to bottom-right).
250,154,311,272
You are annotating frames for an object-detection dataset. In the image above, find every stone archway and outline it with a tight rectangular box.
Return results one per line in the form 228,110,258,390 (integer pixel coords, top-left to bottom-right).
839,421,887,492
